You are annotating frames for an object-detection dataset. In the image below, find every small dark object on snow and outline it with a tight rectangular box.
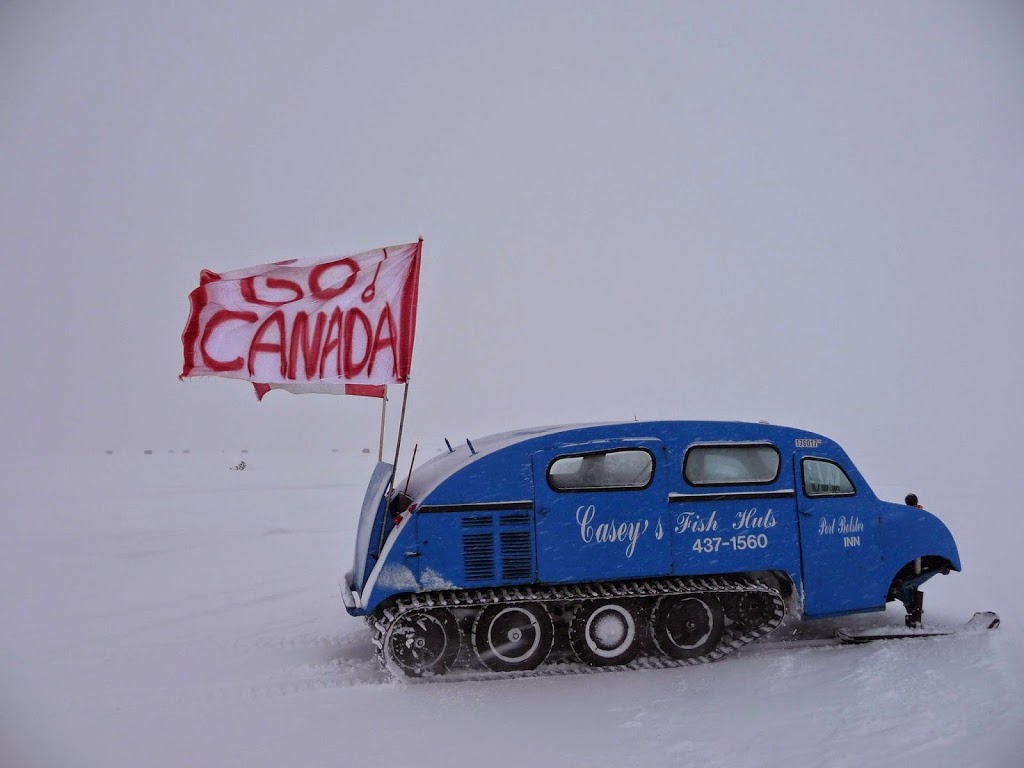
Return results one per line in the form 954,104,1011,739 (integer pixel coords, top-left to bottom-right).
231,460,246,471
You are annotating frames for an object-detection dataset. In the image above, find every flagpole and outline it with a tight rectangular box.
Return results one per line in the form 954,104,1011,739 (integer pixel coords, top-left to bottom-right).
388,379,411,492
386,237,421,493
377,388,388,462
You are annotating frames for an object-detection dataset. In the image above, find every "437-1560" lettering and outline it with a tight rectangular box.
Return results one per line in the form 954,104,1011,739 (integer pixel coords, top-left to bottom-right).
692,534,769,553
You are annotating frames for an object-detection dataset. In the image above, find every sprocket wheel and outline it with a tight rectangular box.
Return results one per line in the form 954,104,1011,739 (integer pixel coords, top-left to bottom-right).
384,607,461,677
730,591,774,630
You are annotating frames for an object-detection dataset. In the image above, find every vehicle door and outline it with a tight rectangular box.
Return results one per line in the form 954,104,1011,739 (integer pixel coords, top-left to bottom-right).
671,442,800,579
532,440,670,584
794,451,884,616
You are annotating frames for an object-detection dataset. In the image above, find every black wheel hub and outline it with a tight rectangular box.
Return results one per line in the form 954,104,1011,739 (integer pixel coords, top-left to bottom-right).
665,600,713,648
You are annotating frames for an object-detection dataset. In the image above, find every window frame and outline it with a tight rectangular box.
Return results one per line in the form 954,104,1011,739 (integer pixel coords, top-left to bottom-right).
800,457,857,498
545,447,656,493
682,442,782,487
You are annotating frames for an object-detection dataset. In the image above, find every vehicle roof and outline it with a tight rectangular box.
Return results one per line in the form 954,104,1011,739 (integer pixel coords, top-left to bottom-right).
405,420,832,504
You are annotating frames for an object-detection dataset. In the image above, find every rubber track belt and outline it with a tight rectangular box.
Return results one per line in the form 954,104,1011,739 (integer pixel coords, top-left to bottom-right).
369,575,786,681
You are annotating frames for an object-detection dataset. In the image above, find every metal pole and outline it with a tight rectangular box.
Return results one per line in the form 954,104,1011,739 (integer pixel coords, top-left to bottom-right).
386,238,421,491
388,379,411,492
377,387,388,462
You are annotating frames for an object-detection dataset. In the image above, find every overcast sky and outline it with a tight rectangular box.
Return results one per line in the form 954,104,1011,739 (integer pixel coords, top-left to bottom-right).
1,1,1022,493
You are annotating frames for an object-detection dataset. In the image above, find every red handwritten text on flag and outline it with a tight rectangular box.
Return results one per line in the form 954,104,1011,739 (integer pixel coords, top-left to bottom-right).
181,242,420,393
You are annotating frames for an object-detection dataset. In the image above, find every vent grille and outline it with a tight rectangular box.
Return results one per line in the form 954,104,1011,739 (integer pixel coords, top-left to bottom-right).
462,516,495,581
500,530,533,580
462,532,495,581
460,511,533,584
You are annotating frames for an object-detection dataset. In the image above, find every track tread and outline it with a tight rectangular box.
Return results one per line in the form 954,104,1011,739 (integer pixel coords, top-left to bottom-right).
372,575,785,680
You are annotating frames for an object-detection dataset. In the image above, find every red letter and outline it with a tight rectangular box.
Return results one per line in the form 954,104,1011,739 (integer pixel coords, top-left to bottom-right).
200,309,257,371
247,311,287,377
343,307,373,377
367,303,399,378
289,311,327,381
310,258,359,301
319,308,345,378
240,276,303,307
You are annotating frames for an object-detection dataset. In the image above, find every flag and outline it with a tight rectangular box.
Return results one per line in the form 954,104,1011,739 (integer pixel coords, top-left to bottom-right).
181,241,421,400
250,382,387,400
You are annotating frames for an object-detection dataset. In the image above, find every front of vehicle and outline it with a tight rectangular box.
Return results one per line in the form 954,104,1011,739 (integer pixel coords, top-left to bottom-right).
341,424,582,617
879,498,961,624
341,461,395,616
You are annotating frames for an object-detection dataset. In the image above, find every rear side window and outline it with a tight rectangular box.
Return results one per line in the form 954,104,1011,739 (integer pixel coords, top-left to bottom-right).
802,458,856,497
548,449,654,491
683,444,780,486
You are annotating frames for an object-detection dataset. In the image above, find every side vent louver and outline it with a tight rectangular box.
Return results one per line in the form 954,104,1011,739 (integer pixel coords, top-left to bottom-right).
462,516,495,581
460,511,534,584
500,530,532,580
500,512,530,526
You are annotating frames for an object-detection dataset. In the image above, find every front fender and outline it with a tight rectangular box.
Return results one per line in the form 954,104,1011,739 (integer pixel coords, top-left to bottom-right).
883,502,961,575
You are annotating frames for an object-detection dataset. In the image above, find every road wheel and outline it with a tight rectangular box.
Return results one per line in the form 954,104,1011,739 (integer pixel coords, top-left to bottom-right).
569,600,645,667
472,602,554,672
384,607,461,677
651,594,724,659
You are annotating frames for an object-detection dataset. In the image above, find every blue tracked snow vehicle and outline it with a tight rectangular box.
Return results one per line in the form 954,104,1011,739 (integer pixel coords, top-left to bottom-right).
341,421,961,677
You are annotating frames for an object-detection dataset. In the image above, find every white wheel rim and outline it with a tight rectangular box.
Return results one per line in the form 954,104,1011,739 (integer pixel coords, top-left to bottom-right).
584,604,636,658
487,606,542,664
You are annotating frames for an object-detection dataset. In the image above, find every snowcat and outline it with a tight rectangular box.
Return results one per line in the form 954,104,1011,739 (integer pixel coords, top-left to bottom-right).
340,420,968,678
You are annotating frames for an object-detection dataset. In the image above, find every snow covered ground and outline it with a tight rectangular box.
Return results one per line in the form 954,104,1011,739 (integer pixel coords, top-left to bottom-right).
1,450,1020,768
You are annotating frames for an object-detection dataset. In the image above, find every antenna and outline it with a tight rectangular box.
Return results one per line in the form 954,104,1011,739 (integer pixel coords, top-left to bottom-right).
444,438,454,454
466,438,477,455
402,443,419,496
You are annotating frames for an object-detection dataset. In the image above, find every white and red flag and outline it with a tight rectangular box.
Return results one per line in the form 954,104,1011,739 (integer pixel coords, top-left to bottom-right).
181,241,421,400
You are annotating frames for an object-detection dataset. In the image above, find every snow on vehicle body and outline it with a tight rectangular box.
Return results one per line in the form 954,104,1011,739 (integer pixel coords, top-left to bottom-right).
341,420,960,677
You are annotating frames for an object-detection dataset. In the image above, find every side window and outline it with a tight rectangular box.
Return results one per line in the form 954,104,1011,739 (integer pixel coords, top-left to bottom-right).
802,458,856,497
683,444,780,486
548,449,654,491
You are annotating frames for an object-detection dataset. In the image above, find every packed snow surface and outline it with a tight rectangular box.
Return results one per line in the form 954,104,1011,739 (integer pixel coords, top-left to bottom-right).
1,451,1021,767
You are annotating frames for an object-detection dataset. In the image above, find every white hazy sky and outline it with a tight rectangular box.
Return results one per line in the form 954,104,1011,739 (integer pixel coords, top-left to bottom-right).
1,1,1022,491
